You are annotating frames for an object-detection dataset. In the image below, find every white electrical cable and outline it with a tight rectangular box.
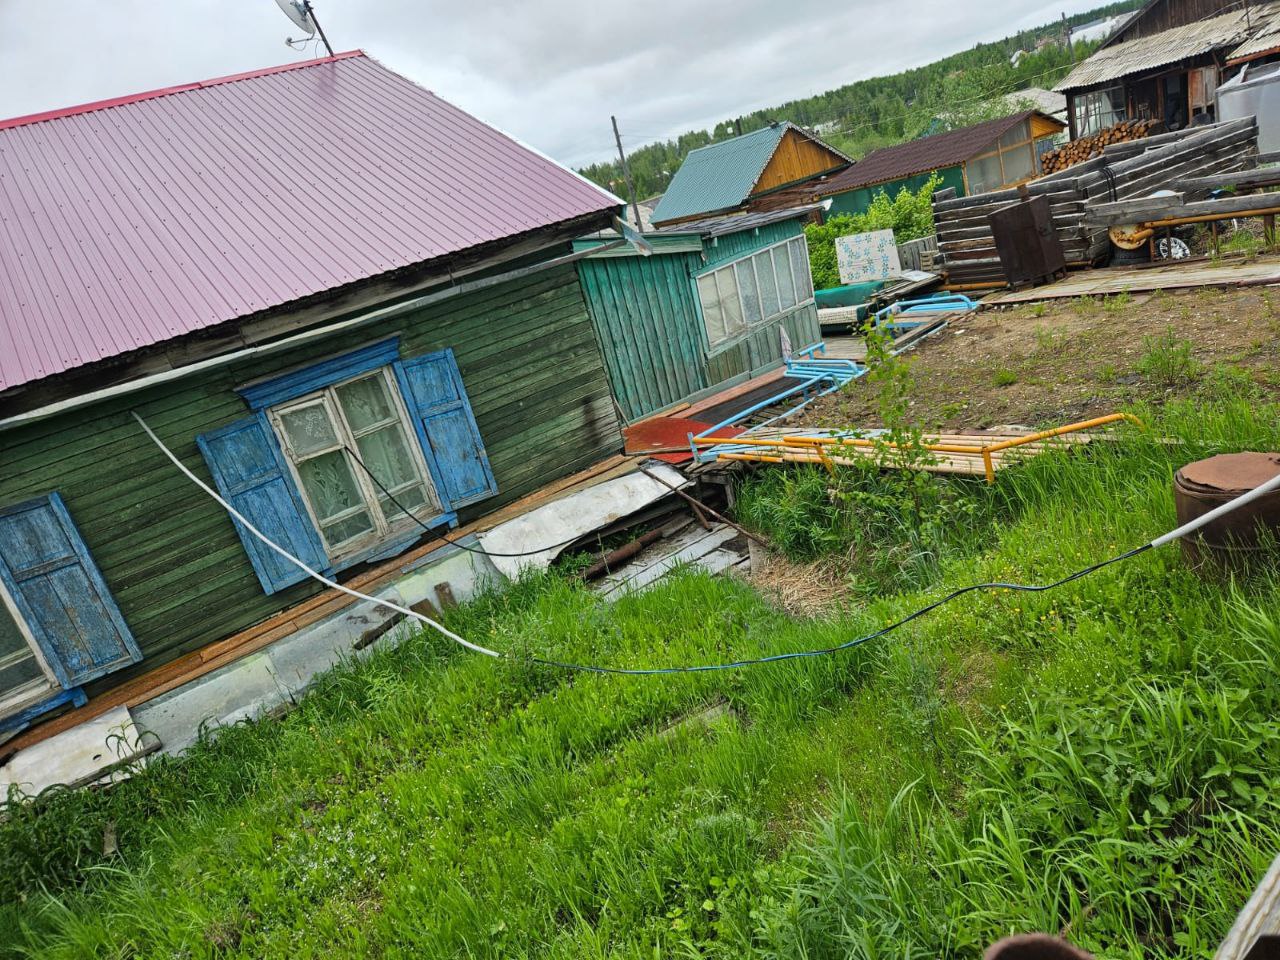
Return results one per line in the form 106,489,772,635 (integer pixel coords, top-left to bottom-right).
1151,468,1280,548
135,408,1280,674
131,412,503,660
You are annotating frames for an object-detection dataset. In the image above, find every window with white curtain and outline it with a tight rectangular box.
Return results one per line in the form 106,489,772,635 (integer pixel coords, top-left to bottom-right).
269,367,442,559
695,237,814,348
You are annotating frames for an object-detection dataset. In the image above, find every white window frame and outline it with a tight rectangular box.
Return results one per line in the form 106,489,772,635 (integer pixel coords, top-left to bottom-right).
696,237,815,350
268,366,442,563
0,576,57,717
1073,86,1125,137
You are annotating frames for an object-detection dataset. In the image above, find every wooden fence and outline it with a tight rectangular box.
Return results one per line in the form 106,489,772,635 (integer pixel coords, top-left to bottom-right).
932,117,1260,288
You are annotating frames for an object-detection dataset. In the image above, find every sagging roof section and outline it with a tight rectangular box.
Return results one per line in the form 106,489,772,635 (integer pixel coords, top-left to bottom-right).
654,204,825,238
1229,4,1280,64
0,51,620,393
1056,5,1269,91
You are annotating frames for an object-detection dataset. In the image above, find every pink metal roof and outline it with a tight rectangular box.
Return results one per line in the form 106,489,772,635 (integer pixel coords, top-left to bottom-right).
0,52,619,392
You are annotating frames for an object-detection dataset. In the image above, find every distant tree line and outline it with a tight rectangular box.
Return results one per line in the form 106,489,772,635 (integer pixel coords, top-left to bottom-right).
580,0,1141,201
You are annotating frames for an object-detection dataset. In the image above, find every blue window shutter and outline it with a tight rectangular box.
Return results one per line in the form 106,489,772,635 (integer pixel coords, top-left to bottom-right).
196,414,330,594
0,494,141,688
396,350,498,509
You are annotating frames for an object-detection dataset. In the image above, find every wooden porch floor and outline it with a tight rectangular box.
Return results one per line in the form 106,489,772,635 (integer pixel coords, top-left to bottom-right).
984,256,1280,305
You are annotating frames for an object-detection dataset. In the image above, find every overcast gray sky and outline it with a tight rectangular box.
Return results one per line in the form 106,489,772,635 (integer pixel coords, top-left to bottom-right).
0,1,1106,167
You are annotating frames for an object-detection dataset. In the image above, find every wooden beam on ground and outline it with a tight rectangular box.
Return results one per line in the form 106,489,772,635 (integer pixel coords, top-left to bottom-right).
1215,852,1280,960
1085,192,1280,228
1173,168,1280,194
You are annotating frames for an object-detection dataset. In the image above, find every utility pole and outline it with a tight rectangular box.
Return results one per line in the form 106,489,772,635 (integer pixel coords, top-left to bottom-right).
611,115,644,234
1062,12,1075,62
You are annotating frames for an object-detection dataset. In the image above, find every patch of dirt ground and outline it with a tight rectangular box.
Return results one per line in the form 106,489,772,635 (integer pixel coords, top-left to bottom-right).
798,284,1280,431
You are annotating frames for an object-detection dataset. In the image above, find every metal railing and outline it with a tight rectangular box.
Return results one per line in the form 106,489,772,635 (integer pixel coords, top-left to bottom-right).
693,413,1145,482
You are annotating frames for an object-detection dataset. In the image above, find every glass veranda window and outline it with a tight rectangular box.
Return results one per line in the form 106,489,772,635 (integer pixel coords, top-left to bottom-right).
270,368,440,557
696,238,816,347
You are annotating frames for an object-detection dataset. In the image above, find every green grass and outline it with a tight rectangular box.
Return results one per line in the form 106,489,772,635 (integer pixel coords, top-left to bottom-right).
1139,328,1203,388
5,400,1280,958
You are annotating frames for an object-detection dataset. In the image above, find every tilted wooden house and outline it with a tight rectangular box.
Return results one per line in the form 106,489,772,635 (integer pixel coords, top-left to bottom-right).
649,122,850,228
575,208,820,421
0,52,623,737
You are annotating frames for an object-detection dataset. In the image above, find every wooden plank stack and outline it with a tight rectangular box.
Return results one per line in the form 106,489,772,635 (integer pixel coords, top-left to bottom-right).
1040,119,1159,174
932,117,1259,288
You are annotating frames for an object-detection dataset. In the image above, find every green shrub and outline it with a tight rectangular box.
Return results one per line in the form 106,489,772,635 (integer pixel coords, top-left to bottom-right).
805,175,940,290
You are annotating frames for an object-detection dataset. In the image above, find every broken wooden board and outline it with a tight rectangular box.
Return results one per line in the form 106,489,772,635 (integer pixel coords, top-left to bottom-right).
983,258,1280,305
594,525,747,599
478,463,689,579
1,706,157,798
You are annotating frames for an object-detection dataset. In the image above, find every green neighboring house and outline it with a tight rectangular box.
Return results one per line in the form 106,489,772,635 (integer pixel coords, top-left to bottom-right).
576,208,821,421
0,52,622,737
650,122,851,228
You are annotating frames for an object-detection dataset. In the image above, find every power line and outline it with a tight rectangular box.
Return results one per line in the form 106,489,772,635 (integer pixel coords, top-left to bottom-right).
605,57,1081,167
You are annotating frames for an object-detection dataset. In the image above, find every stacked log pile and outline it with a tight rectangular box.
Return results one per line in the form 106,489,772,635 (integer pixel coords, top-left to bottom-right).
933,117,1258,288
1040,119,1159,174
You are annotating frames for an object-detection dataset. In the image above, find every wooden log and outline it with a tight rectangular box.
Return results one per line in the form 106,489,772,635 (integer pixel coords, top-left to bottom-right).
1174,167,1280,193
1085,190,1280,227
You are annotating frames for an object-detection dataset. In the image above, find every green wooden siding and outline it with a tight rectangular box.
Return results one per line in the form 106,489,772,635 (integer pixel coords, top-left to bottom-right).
578,218,821,421
577,251,709,421
825,165,966,218
0,264,620,694
701,219,805,269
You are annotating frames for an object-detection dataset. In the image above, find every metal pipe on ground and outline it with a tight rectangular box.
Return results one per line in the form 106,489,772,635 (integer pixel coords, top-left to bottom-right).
636,464,772,550
580,529,664,581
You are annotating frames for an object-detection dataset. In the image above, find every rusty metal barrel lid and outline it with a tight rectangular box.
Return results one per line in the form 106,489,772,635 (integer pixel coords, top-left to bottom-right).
1174,452,1280,568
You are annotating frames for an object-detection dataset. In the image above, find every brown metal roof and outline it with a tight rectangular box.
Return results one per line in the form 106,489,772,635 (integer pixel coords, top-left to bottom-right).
750,111,1057,207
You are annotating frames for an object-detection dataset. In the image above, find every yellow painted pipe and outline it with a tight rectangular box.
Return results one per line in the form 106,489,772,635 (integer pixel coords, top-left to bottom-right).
1142,205,1280,229
707,413,1144,483
788,435,992,455
981,413,1142,453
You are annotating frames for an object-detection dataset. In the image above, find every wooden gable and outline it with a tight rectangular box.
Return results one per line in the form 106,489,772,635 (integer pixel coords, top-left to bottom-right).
751,128,848,196
1107,0,1229,45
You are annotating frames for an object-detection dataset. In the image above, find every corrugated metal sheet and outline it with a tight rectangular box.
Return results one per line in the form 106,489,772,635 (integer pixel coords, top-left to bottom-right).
1055,6,1264,90
655,204,823,238
810,111,1052,195
1229,5,1280,63
0,52,619,392
1005,87,1068,118
650,124,790,224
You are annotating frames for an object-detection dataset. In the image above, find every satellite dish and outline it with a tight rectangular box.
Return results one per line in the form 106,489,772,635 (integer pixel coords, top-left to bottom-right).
275,0,316,37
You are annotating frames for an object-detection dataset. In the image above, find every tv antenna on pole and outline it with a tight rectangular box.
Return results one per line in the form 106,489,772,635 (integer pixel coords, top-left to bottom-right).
275,0,335,57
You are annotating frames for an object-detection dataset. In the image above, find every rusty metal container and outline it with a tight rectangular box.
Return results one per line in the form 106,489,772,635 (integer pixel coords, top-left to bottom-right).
1173,452,1280,570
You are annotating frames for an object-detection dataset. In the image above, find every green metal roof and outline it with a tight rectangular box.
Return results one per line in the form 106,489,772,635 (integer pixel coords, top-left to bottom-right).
650,124,792,225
